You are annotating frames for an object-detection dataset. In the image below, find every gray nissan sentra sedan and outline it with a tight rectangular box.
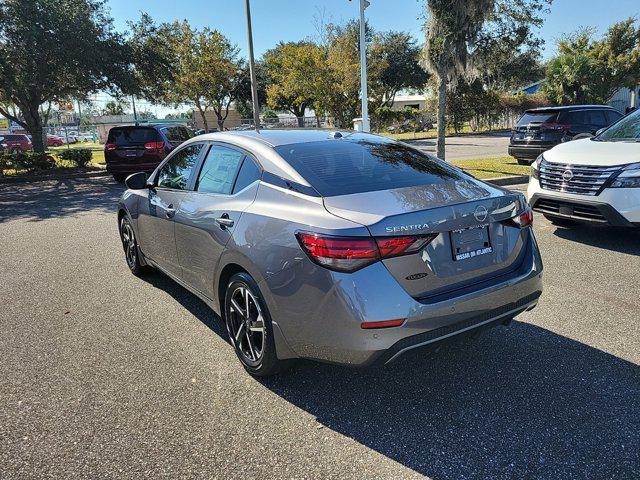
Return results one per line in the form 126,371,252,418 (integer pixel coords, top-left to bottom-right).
118,129,543,376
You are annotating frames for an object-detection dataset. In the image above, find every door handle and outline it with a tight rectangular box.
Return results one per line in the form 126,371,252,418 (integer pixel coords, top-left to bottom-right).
165,204,176,218
215,214,234,229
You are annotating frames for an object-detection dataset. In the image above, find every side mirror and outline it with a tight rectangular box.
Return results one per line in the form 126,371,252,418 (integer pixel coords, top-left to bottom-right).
125,172,148,190
595,128,605,136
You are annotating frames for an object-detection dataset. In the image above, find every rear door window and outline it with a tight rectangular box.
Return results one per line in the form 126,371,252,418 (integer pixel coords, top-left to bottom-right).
232,157,262,194
587,110,607,127
274,137,466,197
160,126,194,146
605,110,623,124
195,145,245,195
558,110,587,125
517,111,558,126
156,144,203,190
107,127,161,147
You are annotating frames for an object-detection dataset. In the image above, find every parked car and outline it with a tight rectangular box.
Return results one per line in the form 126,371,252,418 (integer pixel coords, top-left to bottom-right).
47,134,65,147
74,131,94,142
527,108,640,228
117,130,543,376
1,133,32,154
509,105,623,165
105,124,194,182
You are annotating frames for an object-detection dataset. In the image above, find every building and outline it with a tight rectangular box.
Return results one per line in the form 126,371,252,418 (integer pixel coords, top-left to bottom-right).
390,94,428,111
192,109,243,131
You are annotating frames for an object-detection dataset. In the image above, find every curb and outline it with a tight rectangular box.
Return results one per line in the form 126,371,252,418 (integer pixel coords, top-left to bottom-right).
0,169,110,185
484,175,529,187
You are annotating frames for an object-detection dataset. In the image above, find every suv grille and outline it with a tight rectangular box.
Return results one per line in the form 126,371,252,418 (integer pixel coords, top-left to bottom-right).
539,160,620,196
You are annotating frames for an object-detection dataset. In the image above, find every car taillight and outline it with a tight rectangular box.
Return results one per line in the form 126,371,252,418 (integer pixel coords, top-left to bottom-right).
104,143,117,151
511,208,533,228
296,232,437,273
144,141,165,150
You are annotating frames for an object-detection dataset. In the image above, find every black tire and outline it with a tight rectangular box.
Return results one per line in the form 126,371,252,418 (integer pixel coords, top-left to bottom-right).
119,216,148,276
516,157,532,166
224,272,293,376
543,214,575,226
112,174,127,183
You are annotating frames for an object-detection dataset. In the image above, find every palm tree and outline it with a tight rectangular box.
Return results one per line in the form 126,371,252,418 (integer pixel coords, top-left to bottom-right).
422,0,494,160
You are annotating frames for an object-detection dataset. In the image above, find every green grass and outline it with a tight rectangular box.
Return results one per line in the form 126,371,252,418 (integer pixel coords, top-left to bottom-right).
380,124,508,141
452,156,530,179
49,144,104,165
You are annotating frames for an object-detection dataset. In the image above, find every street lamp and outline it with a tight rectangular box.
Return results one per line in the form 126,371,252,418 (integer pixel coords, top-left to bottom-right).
351,0,370,132
244,0,261,130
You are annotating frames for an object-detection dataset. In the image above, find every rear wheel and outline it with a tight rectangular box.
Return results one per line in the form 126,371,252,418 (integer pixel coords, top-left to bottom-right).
224,272,293,376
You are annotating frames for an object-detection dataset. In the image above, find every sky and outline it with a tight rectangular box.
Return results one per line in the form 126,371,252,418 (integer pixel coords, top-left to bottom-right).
107,0,640,59
103,0,640,116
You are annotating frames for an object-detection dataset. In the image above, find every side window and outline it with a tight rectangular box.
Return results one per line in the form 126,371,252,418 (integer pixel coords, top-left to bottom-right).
588,110,607,127
156,144,203,190
606,110,623,124
232,157,262,194
196,145,245,194
161,126,194,145
560,111,586,125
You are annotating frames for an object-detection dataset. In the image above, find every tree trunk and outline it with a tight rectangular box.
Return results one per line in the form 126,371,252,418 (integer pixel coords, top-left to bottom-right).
197,107,209,133
436,75,447,160
30,124,45,153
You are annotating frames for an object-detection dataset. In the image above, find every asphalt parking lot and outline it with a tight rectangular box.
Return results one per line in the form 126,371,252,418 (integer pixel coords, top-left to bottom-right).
410,132,511,161
1,177,639,479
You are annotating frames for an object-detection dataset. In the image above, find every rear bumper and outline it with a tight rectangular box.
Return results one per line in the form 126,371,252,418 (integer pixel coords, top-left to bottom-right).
106,162,160,175
265,230,544,367
508,145,550,160
527,177,640,226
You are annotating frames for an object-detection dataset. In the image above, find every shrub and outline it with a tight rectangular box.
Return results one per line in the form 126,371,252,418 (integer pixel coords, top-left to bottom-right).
13,152,56,171
56,148,93,167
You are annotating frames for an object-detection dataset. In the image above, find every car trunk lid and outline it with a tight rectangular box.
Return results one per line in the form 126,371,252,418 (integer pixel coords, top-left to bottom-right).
323,181,529,300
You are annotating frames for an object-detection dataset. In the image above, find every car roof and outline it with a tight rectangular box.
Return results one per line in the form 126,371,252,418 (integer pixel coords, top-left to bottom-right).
191,129,380,147
526,105,616,112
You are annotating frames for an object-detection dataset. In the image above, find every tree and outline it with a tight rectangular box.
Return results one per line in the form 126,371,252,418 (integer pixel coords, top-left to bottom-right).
131,19,243,131
422,0,551,160
264,42,325,126
369,32,429,112
422,0,496,160
0,0,134,151
544,19,640,105
101,99,129,116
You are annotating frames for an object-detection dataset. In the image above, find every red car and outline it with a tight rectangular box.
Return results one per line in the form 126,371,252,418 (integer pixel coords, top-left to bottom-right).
2,134,32,153
47,135,65,147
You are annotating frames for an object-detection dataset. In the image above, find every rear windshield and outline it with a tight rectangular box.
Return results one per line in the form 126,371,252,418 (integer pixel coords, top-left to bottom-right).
107,127,161,146
160,126,194,144
274,138,466,197
517,111,559,126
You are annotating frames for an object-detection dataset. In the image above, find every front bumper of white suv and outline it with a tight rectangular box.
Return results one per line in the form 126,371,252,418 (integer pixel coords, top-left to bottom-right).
526,157,640,227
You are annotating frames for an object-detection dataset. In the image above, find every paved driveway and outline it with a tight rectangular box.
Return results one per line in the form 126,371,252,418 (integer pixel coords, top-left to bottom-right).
1,178,638,479
409,132,511,161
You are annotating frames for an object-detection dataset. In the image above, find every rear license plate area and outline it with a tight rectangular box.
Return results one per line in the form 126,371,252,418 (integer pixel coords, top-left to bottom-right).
450,225,493,261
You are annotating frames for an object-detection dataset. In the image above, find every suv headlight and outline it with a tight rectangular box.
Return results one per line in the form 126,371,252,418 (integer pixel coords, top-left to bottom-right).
530,154,543,180
610,163,640,188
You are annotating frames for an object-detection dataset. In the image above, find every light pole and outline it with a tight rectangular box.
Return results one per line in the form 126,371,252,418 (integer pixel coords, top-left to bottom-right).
357,0,370,132
244,0,261,130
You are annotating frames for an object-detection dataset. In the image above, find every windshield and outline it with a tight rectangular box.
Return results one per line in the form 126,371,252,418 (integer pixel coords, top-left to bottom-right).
274,137,467,197
595,110,640,142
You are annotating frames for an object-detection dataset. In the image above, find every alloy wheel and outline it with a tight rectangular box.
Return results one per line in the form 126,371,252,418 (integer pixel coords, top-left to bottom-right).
227,285,265,363
121,221,137,269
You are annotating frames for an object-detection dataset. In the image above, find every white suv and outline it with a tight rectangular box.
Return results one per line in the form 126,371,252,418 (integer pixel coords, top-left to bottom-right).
527,109,640,227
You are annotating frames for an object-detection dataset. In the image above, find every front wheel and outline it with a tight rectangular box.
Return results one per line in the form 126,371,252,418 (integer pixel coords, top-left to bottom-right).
119,216,148,276
224,272,293,376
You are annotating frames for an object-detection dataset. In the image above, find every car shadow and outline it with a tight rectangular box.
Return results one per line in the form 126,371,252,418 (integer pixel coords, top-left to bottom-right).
0,176,122,223
139,269,640,478
552,224,640,256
